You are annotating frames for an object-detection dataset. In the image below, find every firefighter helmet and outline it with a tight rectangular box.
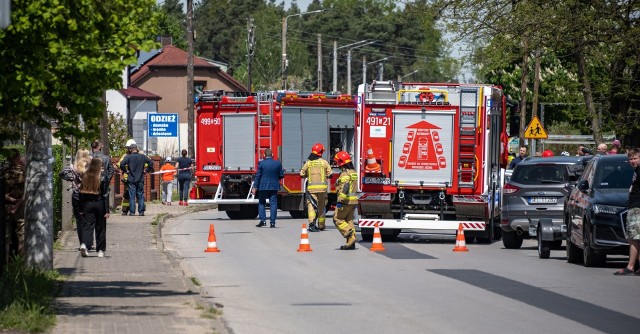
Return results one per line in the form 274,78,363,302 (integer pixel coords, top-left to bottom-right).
333,151,352,167
542,149,554,157
311,143,325,156
125,139,137,148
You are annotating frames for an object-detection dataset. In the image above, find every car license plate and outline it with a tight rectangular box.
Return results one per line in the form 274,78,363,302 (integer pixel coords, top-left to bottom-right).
528,197,557,204
363,177,390,185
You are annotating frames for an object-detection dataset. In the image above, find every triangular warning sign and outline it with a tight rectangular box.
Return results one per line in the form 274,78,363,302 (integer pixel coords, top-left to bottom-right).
524,116,548,139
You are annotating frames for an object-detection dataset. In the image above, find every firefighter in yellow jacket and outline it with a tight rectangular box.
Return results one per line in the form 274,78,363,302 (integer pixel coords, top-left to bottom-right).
300,143,332,232
333,151,358,250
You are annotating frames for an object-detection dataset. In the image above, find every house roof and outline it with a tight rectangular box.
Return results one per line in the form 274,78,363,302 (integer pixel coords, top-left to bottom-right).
130,45,246,91
119,87,161,100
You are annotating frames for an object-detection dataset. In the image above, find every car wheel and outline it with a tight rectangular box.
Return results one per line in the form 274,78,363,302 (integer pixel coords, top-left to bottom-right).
502,231,523,249
537,226,551,259
582,223,607,267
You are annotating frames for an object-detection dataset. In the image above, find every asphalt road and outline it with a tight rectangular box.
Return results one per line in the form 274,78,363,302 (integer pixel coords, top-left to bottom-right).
163,209,640,334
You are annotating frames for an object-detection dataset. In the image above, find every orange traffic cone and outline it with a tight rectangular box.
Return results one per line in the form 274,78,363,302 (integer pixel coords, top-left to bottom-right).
364,144,381,172
369,223,385,252
297,224,313,252
204,224,221,252
452,223,469,252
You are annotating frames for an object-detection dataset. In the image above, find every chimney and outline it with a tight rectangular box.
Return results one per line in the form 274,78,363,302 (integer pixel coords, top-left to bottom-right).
157,35,173,47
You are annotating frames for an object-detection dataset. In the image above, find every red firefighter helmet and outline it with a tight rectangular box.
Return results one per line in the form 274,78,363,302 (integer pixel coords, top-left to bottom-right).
542,149,554,157
311,143,325,156
333,151,352,167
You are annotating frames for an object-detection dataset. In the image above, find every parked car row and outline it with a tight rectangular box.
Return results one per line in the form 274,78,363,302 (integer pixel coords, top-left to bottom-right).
501,154,631,267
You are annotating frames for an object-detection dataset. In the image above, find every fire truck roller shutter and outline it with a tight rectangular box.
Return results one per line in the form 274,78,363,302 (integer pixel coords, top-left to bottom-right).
301,108,329,161
281,107,303,172
222,113,256,170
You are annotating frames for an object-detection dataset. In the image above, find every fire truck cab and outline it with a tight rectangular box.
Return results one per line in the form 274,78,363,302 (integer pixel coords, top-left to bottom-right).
190,90,357,220
356,81,509,242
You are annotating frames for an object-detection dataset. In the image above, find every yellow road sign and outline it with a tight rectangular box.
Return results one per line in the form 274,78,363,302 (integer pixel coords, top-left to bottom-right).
524,116,548,139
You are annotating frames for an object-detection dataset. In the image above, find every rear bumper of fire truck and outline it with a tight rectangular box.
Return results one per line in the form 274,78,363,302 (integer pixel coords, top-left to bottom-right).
358,214,486,232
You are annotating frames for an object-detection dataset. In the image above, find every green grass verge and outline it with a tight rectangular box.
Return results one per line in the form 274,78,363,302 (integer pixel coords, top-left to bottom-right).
0,257,62,333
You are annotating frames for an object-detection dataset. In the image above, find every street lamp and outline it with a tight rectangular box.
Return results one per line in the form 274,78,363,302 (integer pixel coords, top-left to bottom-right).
281,9,324,90
400,69,419,81
362,56,392,85
347,40,376,94
332,39,373,92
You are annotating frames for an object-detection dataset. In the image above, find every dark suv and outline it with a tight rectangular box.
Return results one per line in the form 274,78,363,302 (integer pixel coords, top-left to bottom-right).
565,154,633,267
501,156,591,254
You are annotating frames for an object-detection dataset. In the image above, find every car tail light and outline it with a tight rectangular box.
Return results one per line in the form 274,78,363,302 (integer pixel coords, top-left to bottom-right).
502,183,519,194
198,176,210,182
501,219,510,225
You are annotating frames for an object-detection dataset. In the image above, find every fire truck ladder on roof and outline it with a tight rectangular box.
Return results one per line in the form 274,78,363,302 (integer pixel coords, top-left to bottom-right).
458,89,478,188
257,92,273,155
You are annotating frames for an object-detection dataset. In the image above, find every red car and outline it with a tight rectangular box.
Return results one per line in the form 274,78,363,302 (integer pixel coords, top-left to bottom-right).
435,143,443,155
407,131,415,141
402,142,411,154
432,131,440,141
438,156,446,168
398,155,407,168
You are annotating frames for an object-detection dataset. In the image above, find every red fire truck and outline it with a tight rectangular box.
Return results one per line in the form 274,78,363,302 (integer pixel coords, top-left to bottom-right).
356,81,509,242
189,90,357,219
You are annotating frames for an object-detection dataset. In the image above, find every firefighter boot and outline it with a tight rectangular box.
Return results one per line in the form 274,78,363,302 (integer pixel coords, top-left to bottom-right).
340,229,357,250
318,218,326,231
308,222,320,232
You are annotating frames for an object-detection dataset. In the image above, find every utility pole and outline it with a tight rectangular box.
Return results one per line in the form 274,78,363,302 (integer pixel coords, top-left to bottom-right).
187,0,194,158
332,40,338,92
247,18,255,92
317,34,322,91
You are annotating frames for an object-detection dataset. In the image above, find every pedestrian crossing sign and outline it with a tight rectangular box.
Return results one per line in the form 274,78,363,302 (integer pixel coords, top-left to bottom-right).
524,116,548,139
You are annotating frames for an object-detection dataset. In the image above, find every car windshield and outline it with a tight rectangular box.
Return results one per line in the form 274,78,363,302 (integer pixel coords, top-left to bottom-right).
510,164,568,185
593,159,633,189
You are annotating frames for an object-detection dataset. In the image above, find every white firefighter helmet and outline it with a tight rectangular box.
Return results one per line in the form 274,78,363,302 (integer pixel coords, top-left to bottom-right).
125,139,137,148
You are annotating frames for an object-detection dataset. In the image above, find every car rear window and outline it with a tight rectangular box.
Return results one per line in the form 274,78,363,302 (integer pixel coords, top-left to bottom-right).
510,165,568,185
594,160,633,189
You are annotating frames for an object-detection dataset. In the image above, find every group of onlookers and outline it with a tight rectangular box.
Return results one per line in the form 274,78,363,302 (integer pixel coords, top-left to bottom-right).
56,139,193,259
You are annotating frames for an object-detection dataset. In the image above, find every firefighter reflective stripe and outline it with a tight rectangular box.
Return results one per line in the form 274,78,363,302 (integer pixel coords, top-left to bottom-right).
303,160,329,192
337,170,358,204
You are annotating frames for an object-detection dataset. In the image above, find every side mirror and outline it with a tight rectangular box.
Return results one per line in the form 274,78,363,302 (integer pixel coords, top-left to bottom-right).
577,179,589,192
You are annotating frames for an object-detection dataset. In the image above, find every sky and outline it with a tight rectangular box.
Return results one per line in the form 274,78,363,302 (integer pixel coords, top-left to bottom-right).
284,0,314,10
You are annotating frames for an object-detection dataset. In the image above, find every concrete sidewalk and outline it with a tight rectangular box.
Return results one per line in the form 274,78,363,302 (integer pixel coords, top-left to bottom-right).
52,202,227,334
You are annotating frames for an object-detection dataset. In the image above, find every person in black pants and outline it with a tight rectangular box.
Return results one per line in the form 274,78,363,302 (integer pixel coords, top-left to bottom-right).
79,158,110,258
119,144,152,216
175,149,194,206
251,148,284,228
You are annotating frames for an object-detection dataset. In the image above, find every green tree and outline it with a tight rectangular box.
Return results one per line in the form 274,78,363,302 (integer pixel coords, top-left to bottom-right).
0,0,159,269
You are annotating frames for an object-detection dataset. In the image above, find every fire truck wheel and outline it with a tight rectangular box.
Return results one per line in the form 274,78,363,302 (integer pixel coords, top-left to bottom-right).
360,228,374,242
225,205,259,220
289,210,308,219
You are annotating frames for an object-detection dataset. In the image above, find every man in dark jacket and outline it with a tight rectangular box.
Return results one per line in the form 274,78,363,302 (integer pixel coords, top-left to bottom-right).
119,144,152,216
251,148,284,228
508,146,527,169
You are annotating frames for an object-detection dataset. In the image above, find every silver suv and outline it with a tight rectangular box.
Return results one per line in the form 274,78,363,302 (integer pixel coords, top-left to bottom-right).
501,156,591,252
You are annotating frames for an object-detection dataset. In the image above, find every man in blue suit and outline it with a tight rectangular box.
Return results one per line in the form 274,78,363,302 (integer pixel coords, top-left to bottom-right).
251,148,284,228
